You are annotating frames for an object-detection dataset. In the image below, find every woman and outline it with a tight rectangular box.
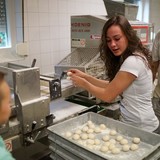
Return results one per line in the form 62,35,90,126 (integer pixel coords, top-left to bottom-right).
69,15,160,133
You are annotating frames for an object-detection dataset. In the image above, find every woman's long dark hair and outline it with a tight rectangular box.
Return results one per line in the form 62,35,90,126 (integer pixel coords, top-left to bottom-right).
99,15,151,81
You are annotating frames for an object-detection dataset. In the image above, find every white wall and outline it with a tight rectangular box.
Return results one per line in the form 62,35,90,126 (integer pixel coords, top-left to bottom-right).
149,0,160,36
17,0,106,74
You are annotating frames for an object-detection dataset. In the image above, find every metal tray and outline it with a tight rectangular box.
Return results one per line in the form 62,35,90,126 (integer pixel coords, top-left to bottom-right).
47,112,160,160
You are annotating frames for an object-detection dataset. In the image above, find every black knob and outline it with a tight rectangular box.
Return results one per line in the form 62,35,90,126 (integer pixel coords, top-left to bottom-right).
32,121,37,130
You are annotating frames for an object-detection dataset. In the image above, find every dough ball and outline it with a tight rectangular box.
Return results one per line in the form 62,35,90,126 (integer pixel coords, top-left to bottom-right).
67,71,72,76
88,124,95,129
108,144,115,150
88,133,95,139
109,130,117,136
82,126,89,132
100,145,108,152
99,124,106,130
81,133,88,140
94,139,101,145
122,145,130,152
87,139,95,145
120,139,128,145
104,142,110,146
102,135,110,142
130,144,139,151
87,120,93,125
111,148,120,154
74,129,82,135
65,131,72,138
109,139,116,144
116,135,123,142
132,137,141,144
87,144,94,150
72,134,80,140
66,76,71,80
94,127,101,133
86,128,94,134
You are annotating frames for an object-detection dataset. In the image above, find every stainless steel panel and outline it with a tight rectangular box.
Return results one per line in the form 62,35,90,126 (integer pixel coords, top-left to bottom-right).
71,16,105,48
22,96,50,134
56,48,99,66
13,68,40,102
0,63,41,102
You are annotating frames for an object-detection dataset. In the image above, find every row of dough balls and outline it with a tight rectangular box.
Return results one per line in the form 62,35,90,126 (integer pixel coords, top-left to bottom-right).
99,134,140,152
102,135,141,144
66,131,139,143
68,121,116,135
81,121,107,134
66,129,140,144
77,139,139,154
81,121,119,136
65,131,140,152
99,143,139,154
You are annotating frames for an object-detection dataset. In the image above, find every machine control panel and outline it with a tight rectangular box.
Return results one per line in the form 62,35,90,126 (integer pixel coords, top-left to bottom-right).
50,79,61,100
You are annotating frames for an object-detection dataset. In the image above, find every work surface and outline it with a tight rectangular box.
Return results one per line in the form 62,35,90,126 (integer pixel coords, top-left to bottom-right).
50,98,88,124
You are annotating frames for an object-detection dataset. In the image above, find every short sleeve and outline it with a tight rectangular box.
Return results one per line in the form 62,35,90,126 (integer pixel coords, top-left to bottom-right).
120,56,144,77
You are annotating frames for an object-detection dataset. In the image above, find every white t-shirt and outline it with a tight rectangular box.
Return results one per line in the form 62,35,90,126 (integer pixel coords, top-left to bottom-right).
119,55,159,132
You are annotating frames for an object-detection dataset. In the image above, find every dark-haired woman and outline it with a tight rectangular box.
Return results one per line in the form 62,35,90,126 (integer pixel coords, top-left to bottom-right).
69,15,159,133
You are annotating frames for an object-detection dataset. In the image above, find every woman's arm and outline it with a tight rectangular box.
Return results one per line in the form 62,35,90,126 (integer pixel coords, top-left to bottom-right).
70,71,136,103
84,74,109,88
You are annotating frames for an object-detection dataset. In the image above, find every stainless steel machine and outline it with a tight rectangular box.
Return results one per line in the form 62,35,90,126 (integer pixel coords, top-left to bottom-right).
0,62,54,152
71,15,153,50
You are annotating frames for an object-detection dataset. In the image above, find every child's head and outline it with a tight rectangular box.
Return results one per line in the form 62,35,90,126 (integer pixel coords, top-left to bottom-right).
0,72,11,125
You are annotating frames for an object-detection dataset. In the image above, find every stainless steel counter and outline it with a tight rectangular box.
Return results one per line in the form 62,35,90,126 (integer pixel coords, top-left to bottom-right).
50,98,87,124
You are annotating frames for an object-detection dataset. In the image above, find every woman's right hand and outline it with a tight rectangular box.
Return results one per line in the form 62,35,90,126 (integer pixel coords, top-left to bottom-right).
67,69,87,78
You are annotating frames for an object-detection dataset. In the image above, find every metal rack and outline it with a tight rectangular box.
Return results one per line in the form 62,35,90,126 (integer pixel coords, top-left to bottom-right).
55,48,105,79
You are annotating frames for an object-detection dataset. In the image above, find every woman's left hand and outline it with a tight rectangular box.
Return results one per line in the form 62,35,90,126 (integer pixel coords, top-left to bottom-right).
70,74,87,88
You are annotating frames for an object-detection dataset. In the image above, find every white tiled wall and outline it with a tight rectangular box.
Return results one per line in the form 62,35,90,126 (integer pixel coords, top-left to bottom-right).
149,0,160,35
18,0,107,74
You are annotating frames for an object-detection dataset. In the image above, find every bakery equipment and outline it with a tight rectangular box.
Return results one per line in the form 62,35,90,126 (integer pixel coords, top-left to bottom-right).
0,61,98,160
103,0,139,20
48,112,160,160
0,62,53,151
0,59,103,153
71,15,153,49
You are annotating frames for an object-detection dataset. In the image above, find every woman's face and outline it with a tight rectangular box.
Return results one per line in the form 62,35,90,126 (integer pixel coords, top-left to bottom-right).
106,25,128,56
